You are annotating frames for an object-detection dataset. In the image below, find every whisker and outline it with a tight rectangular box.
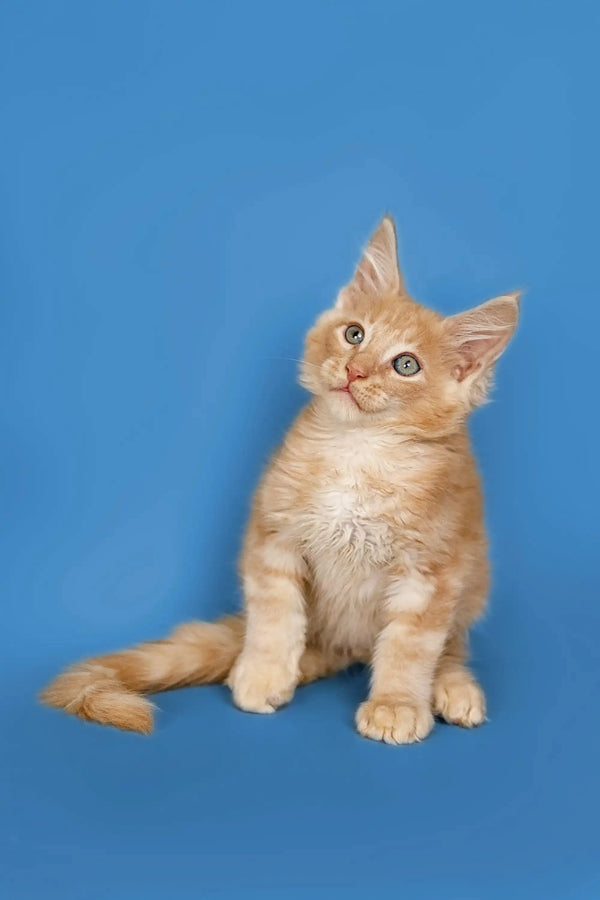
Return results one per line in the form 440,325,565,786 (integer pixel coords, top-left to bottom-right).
265,356,321,370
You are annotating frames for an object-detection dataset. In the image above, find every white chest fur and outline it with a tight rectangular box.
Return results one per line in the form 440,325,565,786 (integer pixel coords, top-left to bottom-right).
299,429,398,562
303,464,395,569
265,421,431,654
294,429,402,653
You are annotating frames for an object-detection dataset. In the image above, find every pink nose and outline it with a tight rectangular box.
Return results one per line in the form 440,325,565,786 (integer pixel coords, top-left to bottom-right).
346,363,367,383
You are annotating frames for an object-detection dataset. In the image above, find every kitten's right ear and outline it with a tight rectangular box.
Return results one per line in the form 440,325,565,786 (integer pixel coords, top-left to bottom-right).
336,216,405,308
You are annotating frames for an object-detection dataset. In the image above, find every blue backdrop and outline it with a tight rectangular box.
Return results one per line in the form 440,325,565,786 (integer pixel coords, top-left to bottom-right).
2,2,599,898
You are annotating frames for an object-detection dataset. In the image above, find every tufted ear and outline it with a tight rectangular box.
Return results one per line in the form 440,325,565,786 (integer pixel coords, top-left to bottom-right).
347,215,405,297
445,292,520,383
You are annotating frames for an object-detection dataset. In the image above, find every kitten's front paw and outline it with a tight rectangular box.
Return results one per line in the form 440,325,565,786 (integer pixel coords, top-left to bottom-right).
228,656,296,714
433,676,486,728
356,697,434,745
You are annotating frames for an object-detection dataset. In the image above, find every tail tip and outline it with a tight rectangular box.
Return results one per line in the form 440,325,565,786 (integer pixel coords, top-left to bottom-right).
39,669,155,736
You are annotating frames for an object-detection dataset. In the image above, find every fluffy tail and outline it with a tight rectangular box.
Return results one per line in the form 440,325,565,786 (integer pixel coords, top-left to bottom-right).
39,615,245,734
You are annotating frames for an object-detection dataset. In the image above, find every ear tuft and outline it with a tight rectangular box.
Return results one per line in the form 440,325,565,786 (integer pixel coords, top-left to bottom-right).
446,292,520,384
351,215,405,296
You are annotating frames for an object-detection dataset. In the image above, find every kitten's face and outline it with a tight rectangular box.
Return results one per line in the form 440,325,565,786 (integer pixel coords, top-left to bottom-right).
302,294,452,429
300,217,519,434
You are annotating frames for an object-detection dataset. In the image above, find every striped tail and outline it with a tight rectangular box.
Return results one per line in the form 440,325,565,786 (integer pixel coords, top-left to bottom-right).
39,615,245,734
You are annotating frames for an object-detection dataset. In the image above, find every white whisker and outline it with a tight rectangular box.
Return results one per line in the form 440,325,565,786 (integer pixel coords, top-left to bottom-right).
266,356,321,371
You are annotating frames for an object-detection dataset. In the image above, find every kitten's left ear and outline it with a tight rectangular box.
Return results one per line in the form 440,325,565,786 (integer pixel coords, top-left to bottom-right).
349,215,406,296
445,292,520,383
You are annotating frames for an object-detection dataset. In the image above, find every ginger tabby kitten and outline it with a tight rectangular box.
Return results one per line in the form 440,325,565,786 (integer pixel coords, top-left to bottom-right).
41,216,519,745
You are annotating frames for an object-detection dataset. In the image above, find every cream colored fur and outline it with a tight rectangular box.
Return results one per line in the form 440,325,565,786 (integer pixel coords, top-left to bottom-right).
41,216,519,744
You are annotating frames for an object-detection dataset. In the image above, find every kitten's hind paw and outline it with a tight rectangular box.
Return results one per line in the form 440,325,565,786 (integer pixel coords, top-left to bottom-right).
433,676,486,728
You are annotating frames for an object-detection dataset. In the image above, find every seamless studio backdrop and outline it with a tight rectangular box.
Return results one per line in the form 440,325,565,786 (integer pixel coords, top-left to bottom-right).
1,2,599,898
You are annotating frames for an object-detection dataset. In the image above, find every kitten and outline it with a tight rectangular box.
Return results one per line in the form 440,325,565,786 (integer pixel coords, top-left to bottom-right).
41,216,519,744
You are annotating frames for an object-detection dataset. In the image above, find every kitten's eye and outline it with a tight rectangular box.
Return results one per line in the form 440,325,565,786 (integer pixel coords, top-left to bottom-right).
393,354,420,376
345,324,364,344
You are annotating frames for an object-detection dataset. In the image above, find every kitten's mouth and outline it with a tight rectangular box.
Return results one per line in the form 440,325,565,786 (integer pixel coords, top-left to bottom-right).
332,384,361,409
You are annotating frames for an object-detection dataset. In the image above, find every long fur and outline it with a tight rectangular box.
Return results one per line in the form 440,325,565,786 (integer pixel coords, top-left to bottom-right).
40,617,244,733
41,216,519,743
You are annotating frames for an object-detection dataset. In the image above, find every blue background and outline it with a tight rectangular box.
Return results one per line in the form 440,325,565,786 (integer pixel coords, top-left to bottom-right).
2,2,599,897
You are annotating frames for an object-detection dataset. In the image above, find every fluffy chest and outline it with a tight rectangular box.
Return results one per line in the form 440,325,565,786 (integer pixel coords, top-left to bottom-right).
299,464,395,654
266,423,433,577
295,435,401,571
302,471,394,568
267,425,434,654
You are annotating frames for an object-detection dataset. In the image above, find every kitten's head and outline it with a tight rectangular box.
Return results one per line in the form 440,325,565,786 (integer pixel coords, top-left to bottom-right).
301,216,519,434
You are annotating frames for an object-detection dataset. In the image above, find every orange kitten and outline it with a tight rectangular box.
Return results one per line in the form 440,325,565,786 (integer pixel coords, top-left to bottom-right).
41,216,519,744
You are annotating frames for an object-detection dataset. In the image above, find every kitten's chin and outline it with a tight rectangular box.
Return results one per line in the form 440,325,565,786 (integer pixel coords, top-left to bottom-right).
321,389,366,422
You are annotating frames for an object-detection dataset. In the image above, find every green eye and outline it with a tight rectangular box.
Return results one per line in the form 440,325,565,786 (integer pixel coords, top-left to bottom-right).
345,324,364,344
393,354,420,376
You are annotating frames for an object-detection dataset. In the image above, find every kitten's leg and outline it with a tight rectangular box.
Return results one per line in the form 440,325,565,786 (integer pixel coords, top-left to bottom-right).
432,632,486,727
228,528,307,714
298,645,356,685
356,573,453,745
